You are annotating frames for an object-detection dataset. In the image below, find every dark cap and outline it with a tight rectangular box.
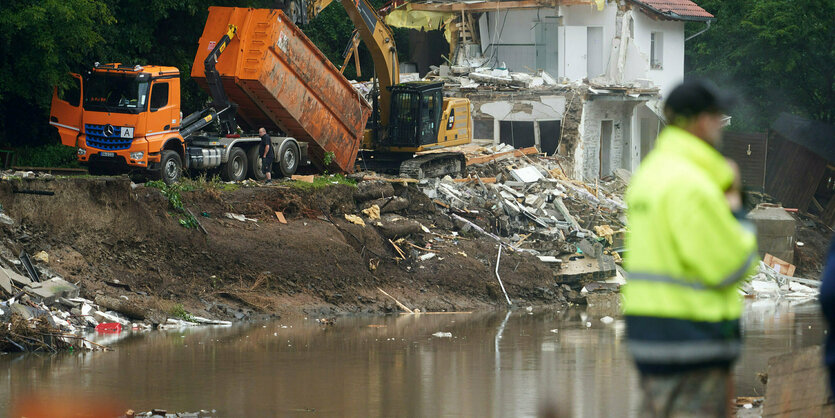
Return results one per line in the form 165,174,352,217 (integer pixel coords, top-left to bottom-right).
664,79,735,119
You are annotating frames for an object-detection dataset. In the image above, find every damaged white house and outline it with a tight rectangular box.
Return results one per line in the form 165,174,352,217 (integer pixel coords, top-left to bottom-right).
386,0,714,181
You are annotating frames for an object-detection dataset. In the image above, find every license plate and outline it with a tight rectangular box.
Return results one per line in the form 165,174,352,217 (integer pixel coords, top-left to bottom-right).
100,152,115,157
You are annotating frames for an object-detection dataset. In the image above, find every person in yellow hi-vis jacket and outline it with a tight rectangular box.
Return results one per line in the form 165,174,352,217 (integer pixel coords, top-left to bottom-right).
623,79,758,417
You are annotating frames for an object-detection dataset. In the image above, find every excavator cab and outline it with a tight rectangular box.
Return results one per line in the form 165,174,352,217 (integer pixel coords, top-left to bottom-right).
386,82,443,148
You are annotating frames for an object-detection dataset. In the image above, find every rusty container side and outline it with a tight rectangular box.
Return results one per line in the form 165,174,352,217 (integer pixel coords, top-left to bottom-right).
192,7,371,173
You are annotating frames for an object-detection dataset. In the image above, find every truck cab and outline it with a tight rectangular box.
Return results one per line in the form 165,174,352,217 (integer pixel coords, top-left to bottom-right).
50,63,186,179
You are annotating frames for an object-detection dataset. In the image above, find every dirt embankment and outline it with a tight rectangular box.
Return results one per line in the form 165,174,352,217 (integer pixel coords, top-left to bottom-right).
0,176,565,322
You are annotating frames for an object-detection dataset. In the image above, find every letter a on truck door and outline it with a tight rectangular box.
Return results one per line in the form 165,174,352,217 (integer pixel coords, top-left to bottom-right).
49,73,83,147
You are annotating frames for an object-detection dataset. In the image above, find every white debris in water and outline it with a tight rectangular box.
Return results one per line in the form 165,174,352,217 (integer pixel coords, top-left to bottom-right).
432,332,453,338
525,306,533,312
550,329,558,334
743,404,753,409
585,322,592,328
600,316,614,324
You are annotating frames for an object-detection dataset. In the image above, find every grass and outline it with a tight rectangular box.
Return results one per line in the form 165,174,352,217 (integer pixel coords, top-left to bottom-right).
288,174,356,190
169,304,195,322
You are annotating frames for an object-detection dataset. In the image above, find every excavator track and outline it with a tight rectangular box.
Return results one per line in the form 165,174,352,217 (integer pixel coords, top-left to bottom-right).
399,152,467,179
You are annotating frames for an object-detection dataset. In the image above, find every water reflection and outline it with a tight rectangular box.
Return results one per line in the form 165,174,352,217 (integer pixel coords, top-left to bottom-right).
0,300,824,417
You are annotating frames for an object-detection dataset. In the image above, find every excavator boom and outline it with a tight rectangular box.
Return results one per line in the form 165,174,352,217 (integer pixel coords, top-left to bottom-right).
338,0,399,128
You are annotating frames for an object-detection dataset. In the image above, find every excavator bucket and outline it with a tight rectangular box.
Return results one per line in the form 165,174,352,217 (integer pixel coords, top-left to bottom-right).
49,73,83,147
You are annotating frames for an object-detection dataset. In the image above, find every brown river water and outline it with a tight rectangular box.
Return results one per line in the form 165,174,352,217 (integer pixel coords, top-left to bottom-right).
0,300,824,417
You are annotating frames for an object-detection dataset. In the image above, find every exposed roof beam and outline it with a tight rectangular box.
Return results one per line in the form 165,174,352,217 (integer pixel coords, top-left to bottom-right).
408,0,594,13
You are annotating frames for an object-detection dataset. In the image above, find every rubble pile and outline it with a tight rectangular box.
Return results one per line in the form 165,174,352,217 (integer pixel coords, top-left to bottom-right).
0,209,231,352
419,144,627,257
345,144,628,304
742,261,819,301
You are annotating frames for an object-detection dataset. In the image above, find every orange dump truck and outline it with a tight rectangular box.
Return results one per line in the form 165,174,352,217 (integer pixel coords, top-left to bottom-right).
49,7,371,183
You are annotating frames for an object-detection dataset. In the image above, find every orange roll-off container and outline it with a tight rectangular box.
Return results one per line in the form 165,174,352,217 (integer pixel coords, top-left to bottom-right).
191,7,371,173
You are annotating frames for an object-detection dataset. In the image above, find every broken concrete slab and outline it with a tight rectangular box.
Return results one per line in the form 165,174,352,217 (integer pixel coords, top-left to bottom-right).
0,266,31,288
510,166,544,183
556,254,616,285
577,238,604,258
24,278,79,305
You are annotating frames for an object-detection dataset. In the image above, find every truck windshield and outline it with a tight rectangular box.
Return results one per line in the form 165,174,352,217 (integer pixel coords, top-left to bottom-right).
83,73,150,114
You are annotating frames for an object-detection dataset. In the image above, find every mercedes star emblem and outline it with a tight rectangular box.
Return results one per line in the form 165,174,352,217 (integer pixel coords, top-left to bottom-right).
104,124,114,137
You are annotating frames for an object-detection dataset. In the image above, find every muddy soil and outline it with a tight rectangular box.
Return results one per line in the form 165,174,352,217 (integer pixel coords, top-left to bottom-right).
0,177,565,322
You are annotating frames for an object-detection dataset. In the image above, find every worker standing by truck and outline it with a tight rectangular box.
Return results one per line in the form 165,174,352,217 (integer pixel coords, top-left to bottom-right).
259,127,273,183
622,79,758,416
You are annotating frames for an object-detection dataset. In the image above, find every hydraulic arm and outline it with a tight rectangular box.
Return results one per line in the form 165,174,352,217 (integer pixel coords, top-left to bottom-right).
203,24,238,136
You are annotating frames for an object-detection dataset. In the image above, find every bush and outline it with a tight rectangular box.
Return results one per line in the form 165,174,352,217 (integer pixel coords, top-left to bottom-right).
13,144,80,168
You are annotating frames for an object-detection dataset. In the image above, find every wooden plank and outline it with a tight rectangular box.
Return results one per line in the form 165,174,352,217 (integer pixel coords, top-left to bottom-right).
275,211,287,224
453,177,496,183
291,174,315,183
466,146,539,166
361,176,418,184
763,253,795,277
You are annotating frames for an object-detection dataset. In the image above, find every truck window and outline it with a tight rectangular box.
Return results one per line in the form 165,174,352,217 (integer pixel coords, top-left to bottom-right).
83,73,150,114
150,83,169,111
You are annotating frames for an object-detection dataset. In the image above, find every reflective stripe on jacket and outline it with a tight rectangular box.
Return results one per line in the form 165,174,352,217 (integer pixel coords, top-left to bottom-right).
622,126,757,372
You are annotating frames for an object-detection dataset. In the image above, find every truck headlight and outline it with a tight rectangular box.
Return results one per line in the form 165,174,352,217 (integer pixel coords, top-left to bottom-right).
130,151,144,160
77,148,86,156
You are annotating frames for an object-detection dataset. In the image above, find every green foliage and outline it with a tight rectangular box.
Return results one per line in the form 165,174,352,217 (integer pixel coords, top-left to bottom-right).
686,0,834,130
169,303,194,321
13,144,80,168
146,180,199,228
289,173,356,190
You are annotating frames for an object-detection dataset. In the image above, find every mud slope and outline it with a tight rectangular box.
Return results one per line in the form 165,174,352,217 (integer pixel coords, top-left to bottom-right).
0,177,565,321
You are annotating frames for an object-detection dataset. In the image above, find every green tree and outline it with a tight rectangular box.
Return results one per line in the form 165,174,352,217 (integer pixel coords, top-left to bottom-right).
0,0,113,146
686,0,834,130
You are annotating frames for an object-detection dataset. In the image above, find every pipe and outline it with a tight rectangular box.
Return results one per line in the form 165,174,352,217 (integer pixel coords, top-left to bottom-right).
685,21,711,42
494,245,512,306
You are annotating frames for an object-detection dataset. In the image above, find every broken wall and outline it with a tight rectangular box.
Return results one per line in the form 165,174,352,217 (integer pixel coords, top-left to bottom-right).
575,97,640,181
630,11,684,98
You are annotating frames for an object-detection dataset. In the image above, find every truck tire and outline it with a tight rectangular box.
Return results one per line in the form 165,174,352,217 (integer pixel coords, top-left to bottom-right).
221,147,248,182
159,150,183,185
277,140,300,178
247,146,267,181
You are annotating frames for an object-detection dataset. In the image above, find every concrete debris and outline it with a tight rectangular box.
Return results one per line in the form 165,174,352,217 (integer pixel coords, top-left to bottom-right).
343,143,627,303
741,261,819,301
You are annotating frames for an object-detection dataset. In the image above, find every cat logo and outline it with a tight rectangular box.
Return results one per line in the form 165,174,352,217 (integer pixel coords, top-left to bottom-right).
447,109,455,130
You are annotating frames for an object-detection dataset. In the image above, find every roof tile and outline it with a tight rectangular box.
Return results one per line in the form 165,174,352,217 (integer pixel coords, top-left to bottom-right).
632,0,714,20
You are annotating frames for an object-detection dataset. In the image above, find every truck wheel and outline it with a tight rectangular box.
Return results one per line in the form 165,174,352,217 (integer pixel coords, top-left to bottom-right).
247,146,267,181
278,141,300,177
160,150,183,185
221,147,248,182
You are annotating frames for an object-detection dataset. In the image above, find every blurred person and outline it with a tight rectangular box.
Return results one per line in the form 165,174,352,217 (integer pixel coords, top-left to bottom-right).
622,79,758,417
819,239,835,396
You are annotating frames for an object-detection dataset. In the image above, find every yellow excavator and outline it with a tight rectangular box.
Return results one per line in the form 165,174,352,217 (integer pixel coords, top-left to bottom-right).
285,0,473,177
